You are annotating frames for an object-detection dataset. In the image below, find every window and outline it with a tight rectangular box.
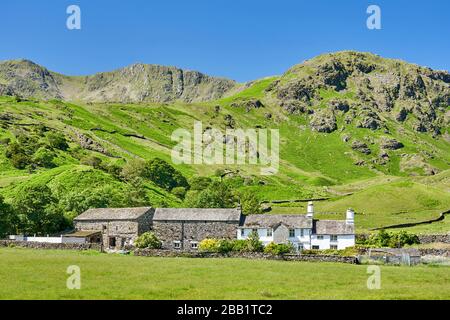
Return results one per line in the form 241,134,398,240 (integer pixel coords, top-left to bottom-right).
266,229,273,237
252,228,258,234
317,235,324,240
173,241,181,249
240,229,245,237
297,244,304,251
191,242,198,249
312,245,320,250
331,235,338,242
300,229,304,237
109,237,116,248
289,229,295,237
330,245,338,250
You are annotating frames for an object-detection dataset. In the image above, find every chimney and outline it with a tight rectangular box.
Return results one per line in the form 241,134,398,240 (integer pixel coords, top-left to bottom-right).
306,201,314,219
346,208,355,225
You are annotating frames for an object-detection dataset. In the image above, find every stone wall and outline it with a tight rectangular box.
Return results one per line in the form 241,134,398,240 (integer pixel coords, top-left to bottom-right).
418,248,450,257
0,240,102,251
152,221,238,250
74,220,141,249
133,249,358,264
418,234,450,244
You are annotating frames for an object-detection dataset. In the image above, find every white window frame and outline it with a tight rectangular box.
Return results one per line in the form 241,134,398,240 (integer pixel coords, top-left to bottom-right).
317,235,324,240
266,228,273,237
240,229,245,237
330,235,338,242
330,245,338,250
300,229,304,237
190,241,199,249
289,229,295,238
173,241,181,249
312,245,320,250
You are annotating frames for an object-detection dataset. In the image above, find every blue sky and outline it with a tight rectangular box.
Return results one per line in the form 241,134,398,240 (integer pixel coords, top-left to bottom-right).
1,0,449,82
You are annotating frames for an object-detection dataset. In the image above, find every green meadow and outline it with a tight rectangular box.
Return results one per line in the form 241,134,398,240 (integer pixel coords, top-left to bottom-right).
0,248,449,300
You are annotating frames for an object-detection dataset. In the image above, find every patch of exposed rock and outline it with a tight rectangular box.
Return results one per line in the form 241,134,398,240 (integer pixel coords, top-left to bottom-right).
310,108,337,133
351,140,371,155
380,137,404,150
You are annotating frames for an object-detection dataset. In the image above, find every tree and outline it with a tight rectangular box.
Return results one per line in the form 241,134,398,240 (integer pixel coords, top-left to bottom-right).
134,232,162,249
0,195,14,237
184,181,235,208
120,158,147,181
123,178,151,207
12,184,68,235
239,190,262,215
145,158,189,191
189,176,212,191
246,231,264,252
46,132,69,151
32,147,56,168
171,186,187,200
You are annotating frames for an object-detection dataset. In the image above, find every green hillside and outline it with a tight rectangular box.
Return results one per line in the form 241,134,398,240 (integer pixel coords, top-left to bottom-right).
0,51,449,234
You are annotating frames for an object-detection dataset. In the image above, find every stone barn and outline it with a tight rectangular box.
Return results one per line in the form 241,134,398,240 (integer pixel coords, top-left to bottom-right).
73,207,154,249
151,208,242,250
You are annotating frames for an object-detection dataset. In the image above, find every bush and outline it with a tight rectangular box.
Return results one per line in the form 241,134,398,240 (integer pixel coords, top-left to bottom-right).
145,158,189,191
365,230,420,248
189,176,212,191
11,153,30,169
264,242,294,255
46,132,69,151
231,240,248,252
239,191,262,215
171,186,187,200
81,156,103,169
134,232,162,249
32,147,56,168
199,238,220,252
245,231,264,252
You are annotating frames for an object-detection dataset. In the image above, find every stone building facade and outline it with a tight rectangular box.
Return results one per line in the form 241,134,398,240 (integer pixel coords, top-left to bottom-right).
73,207,154,249
151,208,242,250
72,202,355,251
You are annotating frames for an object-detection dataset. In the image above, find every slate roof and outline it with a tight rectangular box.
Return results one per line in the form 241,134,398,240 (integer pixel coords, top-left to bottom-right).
313,220,354,235
74,207,153,221
62,230,102,237
241,214,313,229
153,208,241,222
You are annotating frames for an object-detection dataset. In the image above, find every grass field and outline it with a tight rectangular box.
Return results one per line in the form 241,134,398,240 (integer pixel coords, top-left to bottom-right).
0,248,449,300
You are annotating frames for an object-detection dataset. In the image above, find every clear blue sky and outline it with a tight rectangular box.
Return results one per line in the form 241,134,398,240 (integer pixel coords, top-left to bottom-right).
1,0,449,82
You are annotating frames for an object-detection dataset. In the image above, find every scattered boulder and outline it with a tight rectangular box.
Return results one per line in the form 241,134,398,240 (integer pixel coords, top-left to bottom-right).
351,140,371,155
231,99,264,112
380,138,404,150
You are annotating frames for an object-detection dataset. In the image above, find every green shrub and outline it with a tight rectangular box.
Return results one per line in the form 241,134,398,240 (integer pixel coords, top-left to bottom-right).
32,147,56,168
231,240,248,252
134,232,162,249
365,230,420,248
245,231,264,252
264,242,294,255
11,153,30,169
171,187,187,200
46,132,69,151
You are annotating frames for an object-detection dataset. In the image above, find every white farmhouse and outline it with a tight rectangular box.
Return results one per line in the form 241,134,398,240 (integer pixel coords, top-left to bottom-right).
237,202,355,251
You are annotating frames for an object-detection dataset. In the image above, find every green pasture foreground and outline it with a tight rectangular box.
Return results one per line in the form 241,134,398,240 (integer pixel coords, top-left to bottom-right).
0,248,448,300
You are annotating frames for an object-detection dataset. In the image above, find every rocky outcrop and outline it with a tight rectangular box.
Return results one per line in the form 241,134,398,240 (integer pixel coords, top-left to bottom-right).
351,140,371,155
231,99,264,112
380,138,404,150
310,108,337,133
